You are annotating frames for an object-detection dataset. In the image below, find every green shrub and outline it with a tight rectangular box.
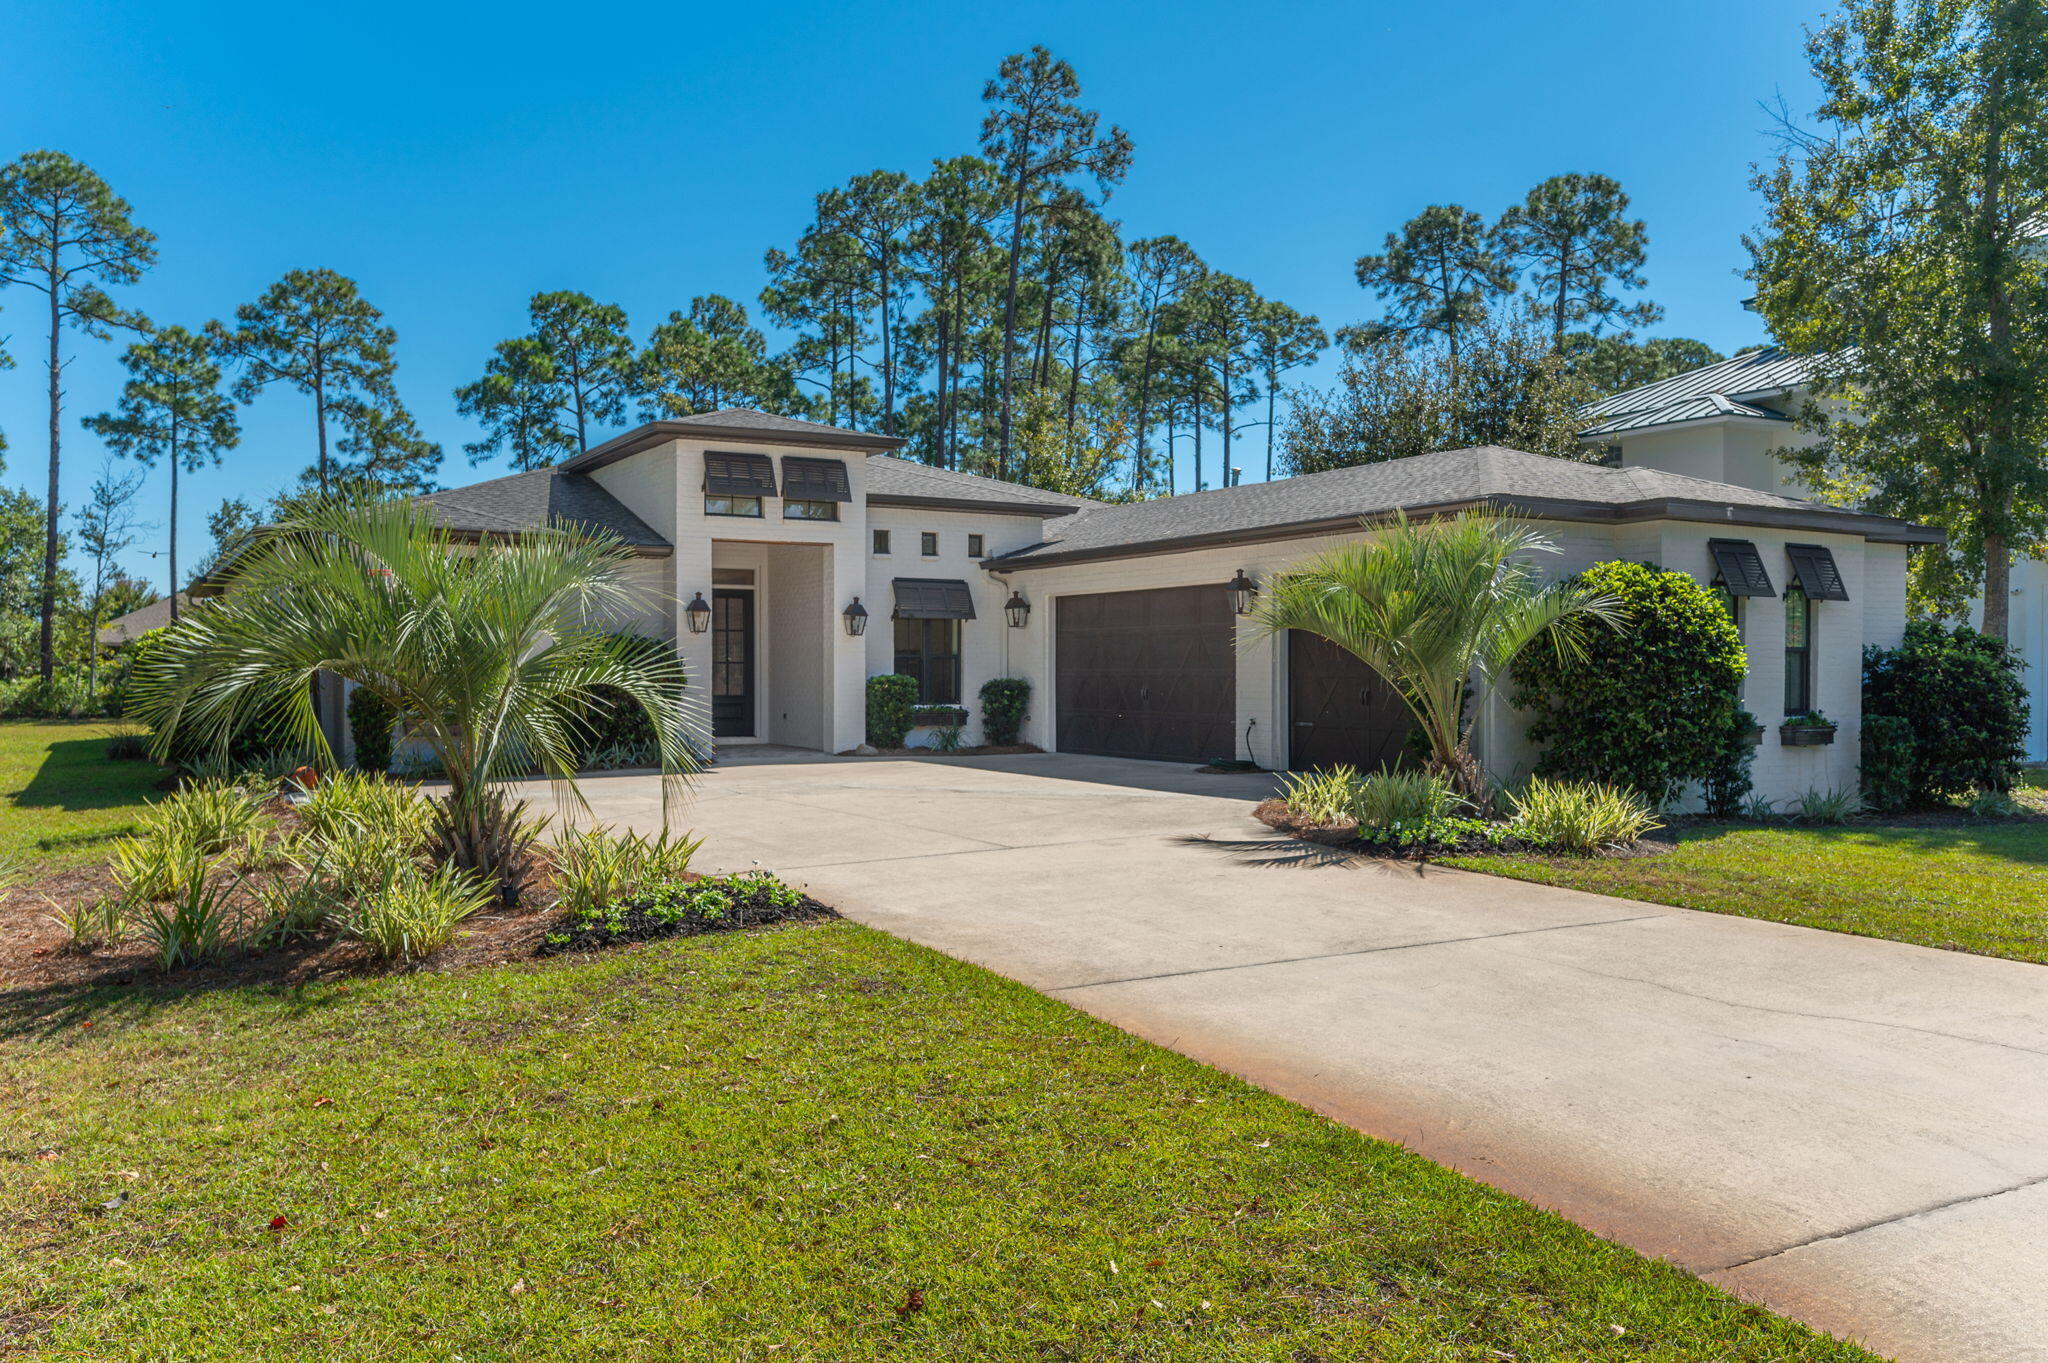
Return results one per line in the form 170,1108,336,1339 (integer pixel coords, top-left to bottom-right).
1864,622,2028,803
297,770,436,846
866,674,919,748
348,686,397,774
343,862,495,961
1790,786,1863,824
1702,709,1760,818
1966,787,2023,819
252,871,340,944
1859,713,1916,815
547,870,822,951
1507,776,1662,854
1512,560,1746,806
979,677,1031,746
135,875,239,970
1278,765,1468,840
110,834,213,904
0,672,102,719
552,823,703,922
146,779,272,857
42,894,124,950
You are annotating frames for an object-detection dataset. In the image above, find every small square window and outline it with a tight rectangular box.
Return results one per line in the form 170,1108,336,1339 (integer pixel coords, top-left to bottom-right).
921,532,938,556
873,529,890,555
705,494,763,518
967,533,984,558
784,498,839,521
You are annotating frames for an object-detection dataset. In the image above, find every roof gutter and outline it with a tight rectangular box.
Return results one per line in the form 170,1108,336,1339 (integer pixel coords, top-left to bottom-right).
867,493,1082,518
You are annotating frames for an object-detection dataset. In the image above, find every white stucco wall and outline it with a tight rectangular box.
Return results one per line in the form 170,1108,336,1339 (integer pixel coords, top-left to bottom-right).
992,517,1900,807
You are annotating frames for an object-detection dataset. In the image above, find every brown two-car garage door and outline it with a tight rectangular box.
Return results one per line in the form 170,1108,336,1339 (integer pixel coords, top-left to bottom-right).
1055,585,1236,763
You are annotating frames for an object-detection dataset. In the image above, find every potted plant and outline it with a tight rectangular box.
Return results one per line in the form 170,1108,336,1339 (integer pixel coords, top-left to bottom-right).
1736,709,1765,748
1780,711,1838,746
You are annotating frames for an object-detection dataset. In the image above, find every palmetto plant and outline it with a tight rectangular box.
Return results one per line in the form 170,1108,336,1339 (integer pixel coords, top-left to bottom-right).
129,496,698,899
1250,512,1621,802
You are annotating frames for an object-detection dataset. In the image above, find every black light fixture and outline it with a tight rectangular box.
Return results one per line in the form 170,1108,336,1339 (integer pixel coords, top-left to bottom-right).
1003,589,1031,628
685,592,712,634
1227,568,1257,615
843,596,869,637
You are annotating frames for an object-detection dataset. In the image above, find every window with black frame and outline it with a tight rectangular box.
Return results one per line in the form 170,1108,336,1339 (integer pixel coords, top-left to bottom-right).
894,617,961,704
1784,585,1812,714
1710,574,1744,637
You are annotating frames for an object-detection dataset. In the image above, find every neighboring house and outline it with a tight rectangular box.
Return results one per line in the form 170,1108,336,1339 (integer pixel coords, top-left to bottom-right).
97,592,191,646
283,405,1932,806
1579,348,2048,763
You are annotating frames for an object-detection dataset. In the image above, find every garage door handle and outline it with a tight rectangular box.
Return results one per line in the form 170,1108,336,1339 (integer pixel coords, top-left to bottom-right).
1139,685,1149,699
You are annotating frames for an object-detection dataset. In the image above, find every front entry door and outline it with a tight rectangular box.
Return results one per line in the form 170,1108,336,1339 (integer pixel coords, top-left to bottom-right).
711,589,755,738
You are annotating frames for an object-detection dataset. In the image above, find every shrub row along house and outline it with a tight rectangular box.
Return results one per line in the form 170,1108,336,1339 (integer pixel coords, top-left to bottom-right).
224,393,1939,808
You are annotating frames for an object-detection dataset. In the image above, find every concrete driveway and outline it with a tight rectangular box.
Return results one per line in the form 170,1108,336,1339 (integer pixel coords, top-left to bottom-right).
531,750,2048,1363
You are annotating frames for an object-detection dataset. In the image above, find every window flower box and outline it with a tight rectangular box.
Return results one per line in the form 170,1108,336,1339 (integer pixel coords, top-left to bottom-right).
1739,723,1766,748
910,705,969,729
1780,714,1837,747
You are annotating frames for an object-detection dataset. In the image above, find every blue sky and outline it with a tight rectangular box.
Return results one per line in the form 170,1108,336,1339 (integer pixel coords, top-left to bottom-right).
2,0,1821,597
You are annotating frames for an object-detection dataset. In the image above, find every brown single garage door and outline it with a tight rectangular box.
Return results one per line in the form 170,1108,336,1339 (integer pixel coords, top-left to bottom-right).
1287,630,1413,772
1056,585,1236,763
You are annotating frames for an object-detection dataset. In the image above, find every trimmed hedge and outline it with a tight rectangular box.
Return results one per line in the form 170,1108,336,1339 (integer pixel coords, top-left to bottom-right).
1864,622,2027,802
866,674,919,749
1512,560,1748,806
979,677,1031,746
347,685,396,773
1859,713,1915,815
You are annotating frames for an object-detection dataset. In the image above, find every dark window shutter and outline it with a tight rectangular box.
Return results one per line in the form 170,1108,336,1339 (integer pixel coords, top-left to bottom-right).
781,456,851,502
704,452,777,496
1707,539,1776,597
1785,543,1849,601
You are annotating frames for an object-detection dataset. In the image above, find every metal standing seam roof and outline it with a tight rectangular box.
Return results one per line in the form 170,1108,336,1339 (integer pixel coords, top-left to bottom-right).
984,445,1940,570
1579,392,1794,438
1577,346,1823,421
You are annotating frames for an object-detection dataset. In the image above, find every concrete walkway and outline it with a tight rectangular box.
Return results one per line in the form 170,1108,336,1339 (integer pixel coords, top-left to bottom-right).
530,751,2048,1363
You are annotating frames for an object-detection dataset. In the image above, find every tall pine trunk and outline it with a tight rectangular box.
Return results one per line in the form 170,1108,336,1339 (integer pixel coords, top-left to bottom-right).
40,269,60,682
169,425,182,622
996,187,1029,479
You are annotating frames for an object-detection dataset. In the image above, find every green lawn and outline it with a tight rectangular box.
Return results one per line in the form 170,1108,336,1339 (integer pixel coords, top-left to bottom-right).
0,719,163,871
1,925,1872,1361
1449,822,2048,964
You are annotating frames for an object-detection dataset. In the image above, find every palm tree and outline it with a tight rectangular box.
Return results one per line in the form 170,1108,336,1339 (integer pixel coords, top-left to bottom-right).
1249,511,1620,801
129,495,698,898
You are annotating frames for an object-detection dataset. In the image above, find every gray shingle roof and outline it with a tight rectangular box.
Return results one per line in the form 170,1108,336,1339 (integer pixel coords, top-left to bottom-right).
98,592,188,644
1579,392,1793,437
989,445,1938,568
565,409,906,471
864,456,1096,515
1578,346,1820,421
415,467,671,551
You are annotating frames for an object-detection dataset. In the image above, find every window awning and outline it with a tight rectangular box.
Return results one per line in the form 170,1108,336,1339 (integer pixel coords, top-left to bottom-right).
1707,539,1776,597
1786,543,1850,601
892,577,976,619
704,451,777,497
782,455,851,503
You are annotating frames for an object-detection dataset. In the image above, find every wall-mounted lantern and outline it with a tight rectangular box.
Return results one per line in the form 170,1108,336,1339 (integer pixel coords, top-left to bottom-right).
1226,568,1258,615
685,592,712,634
1003,590,1031,629
842,597,869,637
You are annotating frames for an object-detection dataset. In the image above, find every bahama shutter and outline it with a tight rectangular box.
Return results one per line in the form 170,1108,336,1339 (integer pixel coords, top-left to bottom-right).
1785,543,1849,601
703,451,777,497
891,578,977,619
1707,539,1776,596
781,456,852,502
